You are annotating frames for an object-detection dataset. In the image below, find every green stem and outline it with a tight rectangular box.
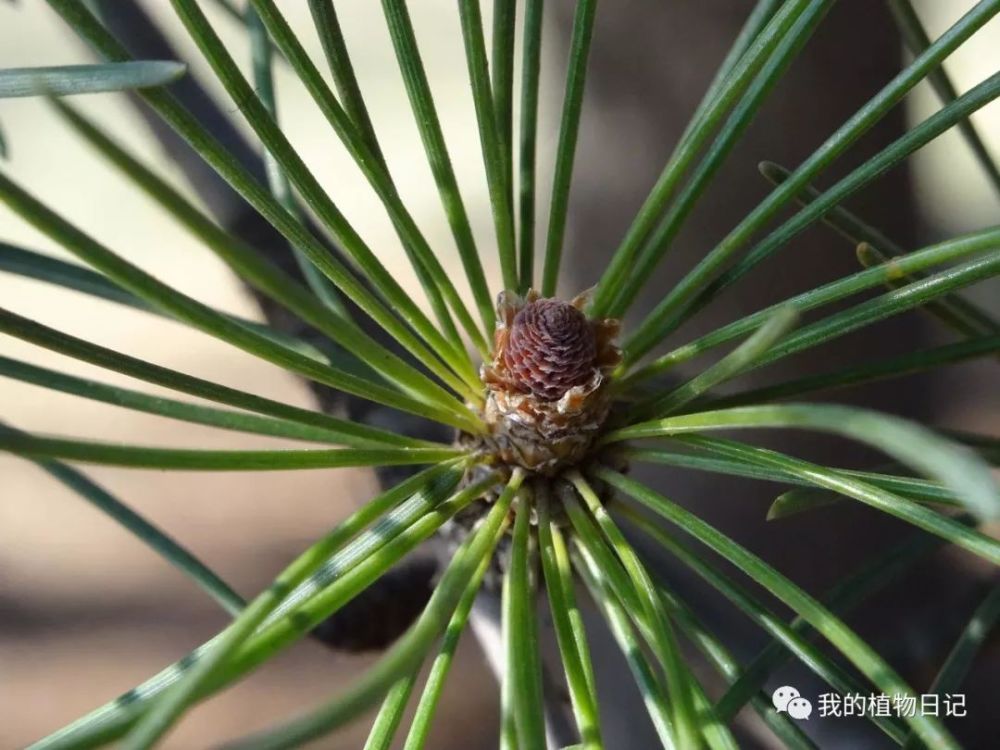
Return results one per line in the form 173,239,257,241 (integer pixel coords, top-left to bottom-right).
646,577,816,749
630,306,797,419
571,546,677,749
189,0,487,380
245,5,347,316
541,0,598,296
48,0,481,399
0,167,481,432
749,252,1000,372
379,0,495,333
715,522,958,717
620,227,1000,389
624,0,1000,360
507,491,546,750
0,307,423,445
607,403,1000,522
492,0,517,247
537,489,602,747
307,0,384,162
626,445,959,508
618,504,908,744
0,354,421,448
401,545,492,750
757,161,1000,336
900,583,1000,749
293,0,471,360
568,474,703,749
887,0,1000,196
362,674,418,750
458,0,518,292
0,61,185,97
700,334,1000,408
1,421,244,616
518,0,544,293
603,0,832,318
222,471,522,750
599,469,961,750
33,470,490,750
0,431,462,472
120,463,457,750
589,0,816,316
667,434,1000,566
0,241,332,362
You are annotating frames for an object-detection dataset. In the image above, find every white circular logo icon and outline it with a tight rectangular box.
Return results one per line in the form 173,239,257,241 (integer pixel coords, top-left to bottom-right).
772,686,800,712
787,697,813,720
772,686,812,720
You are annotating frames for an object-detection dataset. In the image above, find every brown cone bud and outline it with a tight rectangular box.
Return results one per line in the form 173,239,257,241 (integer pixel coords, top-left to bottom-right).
476,290,621,474
503,298,597,401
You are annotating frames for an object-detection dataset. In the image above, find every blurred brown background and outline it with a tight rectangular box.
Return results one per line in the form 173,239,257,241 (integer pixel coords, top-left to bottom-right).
1,1,998,748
